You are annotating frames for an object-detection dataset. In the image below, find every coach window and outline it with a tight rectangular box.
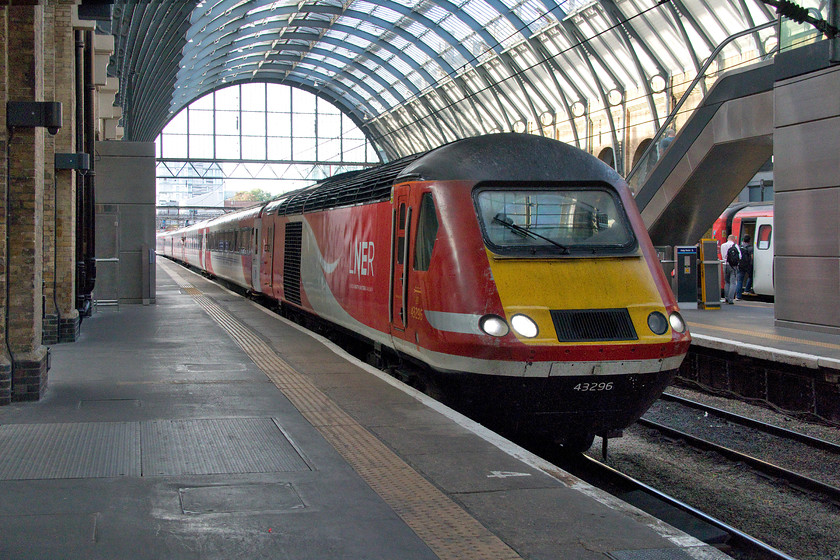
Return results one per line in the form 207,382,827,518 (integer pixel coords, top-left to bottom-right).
757,224,772,250
414,193,438,271
397,203,406,265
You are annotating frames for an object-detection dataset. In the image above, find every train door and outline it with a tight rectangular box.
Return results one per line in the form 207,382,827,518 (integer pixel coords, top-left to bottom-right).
738,219,756,246
262,223,275,292
390,187,412,332
252,218,261,289
200,231,206,269
752,217,774,296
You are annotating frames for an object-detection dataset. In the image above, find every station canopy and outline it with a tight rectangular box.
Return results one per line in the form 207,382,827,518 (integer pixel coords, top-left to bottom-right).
110,0,778,161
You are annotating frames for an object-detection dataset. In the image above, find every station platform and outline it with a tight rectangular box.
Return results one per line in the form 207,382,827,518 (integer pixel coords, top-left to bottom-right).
681,300,840,371
678,299,840,424
0,258,728,560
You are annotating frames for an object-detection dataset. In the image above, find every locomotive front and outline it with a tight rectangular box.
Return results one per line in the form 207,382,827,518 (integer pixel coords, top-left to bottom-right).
397,135,691,450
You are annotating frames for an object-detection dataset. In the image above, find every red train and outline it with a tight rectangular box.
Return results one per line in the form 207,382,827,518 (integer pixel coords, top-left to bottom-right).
158,134,691,451
712,202,775,297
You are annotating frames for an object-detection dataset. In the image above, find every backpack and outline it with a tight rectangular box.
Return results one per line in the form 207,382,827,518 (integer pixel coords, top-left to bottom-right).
726,244,740,268
738,246,752,271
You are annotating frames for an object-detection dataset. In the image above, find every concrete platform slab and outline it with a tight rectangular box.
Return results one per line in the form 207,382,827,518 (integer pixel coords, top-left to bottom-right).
0,259,731,560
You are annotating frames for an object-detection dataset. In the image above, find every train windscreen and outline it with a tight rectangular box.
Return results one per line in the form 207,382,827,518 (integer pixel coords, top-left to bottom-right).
474,186,635,256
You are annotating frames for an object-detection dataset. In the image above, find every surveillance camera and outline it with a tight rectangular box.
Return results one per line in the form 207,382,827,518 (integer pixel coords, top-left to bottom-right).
47,126,60,136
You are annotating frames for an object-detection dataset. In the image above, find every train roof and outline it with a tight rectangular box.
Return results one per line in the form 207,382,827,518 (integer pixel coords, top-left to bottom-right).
162,134,627,234
719,201,774,221
263,152,425,216
400,133,623,184
262,133,623,217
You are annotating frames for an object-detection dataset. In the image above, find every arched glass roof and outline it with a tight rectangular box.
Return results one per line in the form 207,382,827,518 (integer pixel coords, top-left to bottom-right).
110,0,779,163
155,82,380,198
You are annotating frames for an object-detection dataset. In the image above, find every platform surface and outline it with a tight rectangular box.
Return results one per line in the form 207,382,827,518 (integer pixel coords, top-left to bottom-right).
680,299,840,371
0,259,728,560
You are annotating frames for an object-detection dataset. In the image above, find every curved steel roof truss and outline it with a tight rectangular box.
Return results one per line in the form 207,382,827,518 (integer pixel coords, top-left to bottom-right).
110,0,779,161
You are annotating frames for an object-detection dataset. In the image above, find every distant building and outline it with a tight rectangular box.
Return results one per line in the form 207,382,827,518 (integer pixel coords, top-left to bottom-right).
156,161,225,207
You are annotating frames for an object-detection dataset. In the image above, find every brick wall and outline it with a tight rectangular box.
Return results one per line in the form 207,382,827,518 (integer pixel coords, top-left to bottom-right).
0,7,10,405
6,4,49,401
42,1,79,345
42,2,57,344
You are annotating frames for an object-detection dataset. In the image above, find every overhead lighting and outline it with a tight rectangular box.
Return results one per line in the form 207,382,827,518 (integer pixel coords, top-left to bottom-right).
650,74,666,93
539,111,555,126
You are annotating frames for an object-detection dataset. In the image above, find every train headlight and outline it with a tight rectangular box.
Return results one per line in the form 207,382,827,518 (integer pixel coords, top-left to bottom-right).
510,314,539,338
479,315,509,337
647,312,668,335
668,312,686,333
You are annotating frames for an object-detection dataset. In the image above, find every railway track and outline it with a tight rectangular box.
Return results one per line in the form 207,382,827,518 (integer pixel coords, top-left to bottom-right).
587,390,840,560
642,392,840,506
659,392,840,454
544,448,797,560
637,416,840,503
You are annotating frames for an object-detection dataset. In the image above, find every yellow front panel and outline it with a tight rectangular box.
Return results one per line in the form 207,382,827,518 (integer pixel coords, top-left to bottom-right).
487,249,668,345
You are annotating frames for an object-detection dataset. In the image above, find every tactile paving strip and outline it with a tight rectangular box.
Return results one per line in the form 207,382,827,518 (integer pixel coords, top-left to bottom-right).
165,264,522,560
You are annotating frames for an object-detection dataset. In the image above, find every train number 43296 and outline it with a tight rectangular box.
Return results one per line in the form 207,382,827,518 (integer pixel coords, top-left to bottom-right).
572,382,614,392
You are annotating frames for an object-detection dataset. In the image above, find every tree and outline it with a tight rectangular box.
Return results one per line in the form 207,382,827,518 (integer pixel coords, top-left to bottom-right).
233,188,273,202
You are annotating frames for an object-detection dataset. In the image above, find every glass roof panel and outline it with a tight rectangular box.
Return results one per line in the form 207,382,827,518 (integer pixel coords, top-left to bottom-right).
505,0,558,34
461,0,500,26
353,1,400,22
430,9,478,43
350,17,389,37
113,0,779,158
402,43,442,75
460,0,520,48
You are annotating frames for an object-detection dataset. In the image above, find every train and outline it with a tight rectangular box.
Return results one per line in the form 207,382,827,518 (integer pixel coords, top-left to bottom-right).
158,133,691,452
712,202,774,297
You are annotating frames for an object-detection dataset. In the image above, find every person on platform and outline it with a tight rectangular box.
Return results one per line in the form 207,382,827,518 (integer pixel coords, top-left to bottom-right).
720,234,740,304
735,234,753,299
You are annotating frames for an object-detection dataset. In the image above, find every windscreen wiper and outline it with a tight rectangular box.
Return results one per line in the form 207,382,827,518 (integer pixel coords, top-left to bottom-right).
493,214,569,254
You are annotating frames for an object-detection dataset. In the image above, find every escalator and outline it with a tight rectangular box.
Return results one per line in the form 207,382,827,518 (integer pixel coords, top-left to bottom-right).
627,30,777,247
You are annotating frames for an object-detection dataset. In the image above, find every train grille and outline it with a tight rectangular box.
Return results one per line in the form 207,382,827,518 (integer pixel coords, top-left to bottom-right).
550,309,638,342
283,222,303,306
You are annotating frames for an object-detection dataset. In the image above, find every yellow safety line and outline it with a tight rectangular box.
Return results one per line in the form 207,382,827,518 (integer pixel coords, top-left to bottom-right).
689,322,840,351
161,261,521,560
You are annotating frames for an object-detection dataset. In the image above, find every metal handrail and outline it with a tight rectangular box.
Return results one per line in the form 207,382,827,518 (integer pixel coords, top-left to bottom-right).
626,19,780,190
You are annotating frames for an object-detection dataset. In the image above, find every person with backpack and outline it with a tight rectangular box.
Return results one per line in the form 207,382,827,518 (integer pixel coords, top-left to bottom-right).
720,234,740,304
736,234,753,299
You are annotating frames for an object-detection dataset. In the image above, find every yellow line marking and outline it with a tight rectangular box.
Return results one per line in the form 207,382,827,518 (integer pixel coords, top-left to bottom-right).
160,261,521,560
689,322,840,351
